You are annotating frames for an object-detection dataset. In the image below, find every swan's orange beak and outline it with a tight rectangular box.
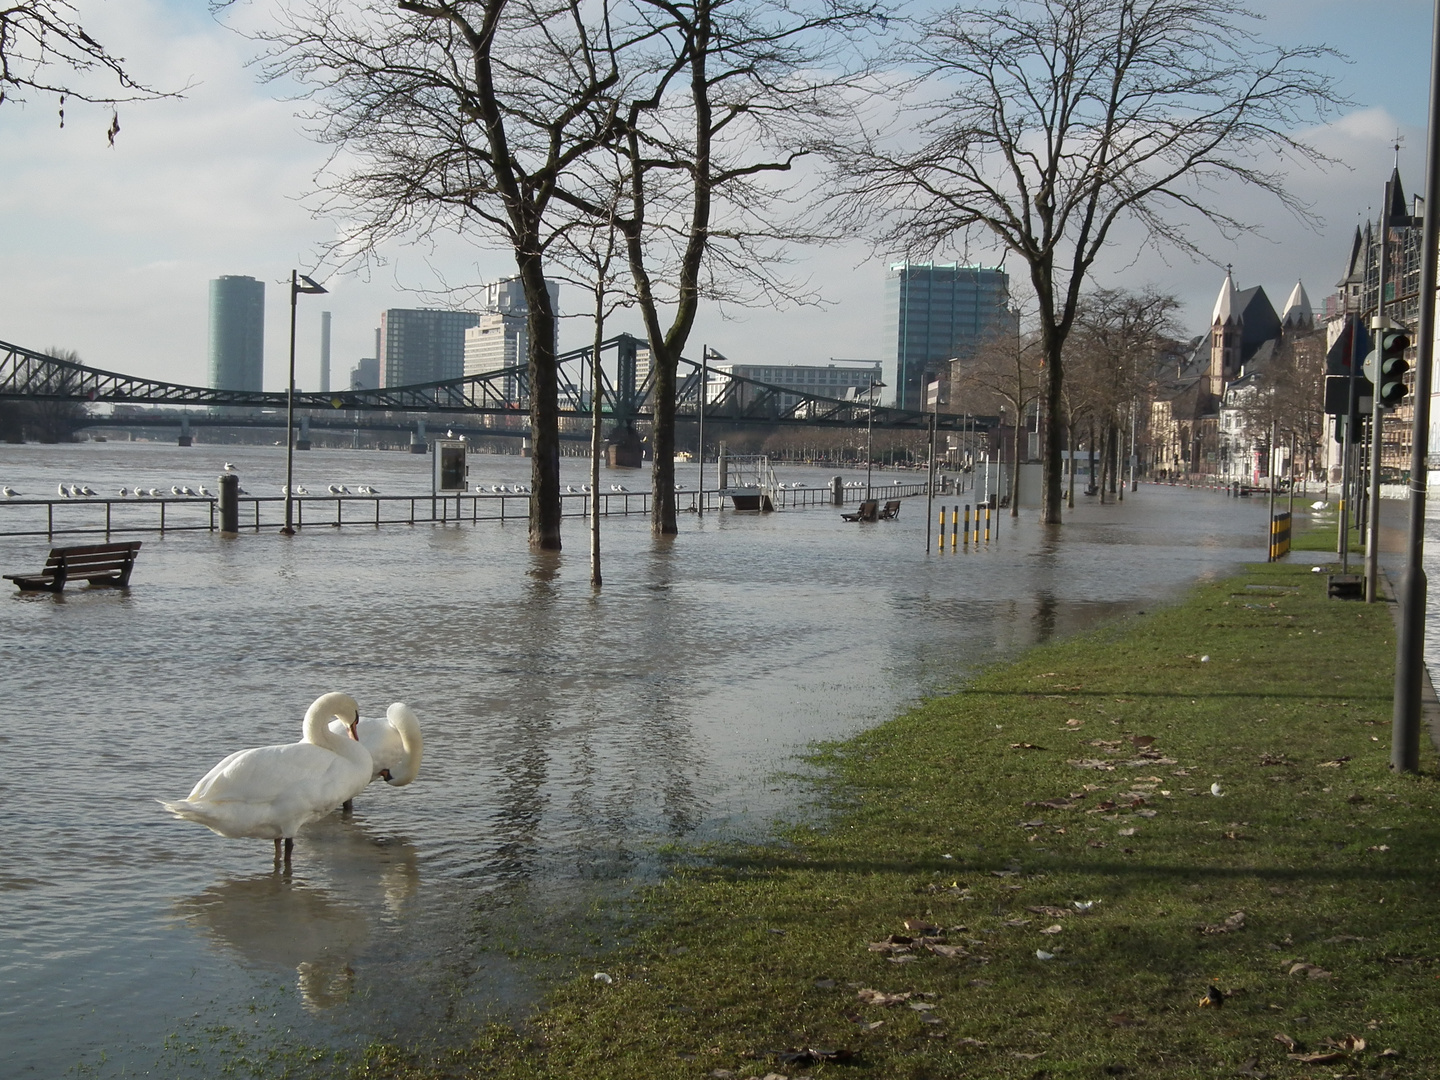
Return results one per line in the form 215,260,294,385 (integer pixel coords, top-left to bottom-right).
348,716,360,741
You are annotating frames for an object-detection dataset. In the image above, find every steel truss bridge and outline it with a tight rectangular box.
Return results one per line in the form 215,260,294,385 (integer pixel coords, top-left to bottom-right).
0,334,986,434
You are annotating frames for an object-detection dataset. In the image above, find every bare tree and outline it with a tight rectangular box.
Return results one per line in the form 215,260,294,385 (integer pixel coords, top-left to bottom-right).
262,0,623,550
2,0,175,137
950,328,1041,513
831,0,1342,523
1068,286,1180,500
568,0,884,535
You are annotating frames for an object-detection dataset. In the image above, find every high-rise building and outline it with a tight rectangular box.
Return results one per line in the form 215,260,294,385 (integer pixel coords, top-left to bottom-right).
463,277,560,401
319,311,332,394
350,357,379,391
208,275,265,392
380,309,480,387
886,262,1015,410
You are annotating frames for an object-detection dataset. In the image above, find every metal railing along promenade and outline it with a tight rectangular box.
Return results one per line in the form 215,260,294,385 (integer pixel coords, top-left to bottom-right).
0,481,935,540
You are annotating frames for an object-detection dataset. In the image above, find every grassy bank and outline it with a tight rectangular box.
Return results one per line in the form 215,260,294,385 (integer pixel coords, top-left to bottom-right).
368,558,1440,1079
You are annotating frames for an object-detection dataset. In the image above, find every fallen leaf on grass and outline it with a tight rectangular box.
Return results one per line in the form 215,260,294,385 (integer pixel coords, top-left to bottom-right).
1011,742,1047,750
1012,1051,1045,1060
776,1047,854,1066
1333,1035,1366,1052
1287,962,1332,979
1065,718,1084,727
1273,1033,1297,1051
1039,924,1063,935
1287,1051,1344,1064
1070,759,1118,771
908,1001,935,1012
1019,820,1047,829
1131,735,1157,749
1135,808,1158,818
928,944,968,958
857,988,912,1006
1025,796,1084,810
1035,949,1055,960
1118,827,1137,836
1026,905,1069,918
903,920,940,934
886,955,917,964
1197,985,1225,1008
955,1037,987,1047
1318,757,1352,768
1368,844,1391,852
1380,1048,1400,1058
1199,912,1246,935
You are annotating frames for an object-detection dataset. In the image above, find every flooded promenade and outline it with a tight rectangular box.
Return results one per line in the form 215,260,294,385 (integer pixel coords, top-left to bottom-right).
0,441,1330,1076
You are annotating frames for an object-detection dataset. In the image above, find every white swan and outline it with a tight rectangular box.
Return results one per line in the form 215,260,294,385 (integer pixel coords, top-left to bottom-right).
329,702,423,803
158,692,374,862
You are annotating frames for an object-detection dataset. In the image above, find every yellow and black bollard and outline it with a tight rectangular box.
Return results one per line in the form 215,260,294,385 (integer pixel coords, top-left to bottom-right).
984,504,992,543
937,506,946,553
962,505,970,548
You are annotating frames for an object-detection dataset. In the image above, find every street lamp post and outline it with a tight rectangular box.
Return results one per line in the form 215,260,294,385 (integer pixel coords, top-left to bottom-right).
281,271,328,536
865,378,886,502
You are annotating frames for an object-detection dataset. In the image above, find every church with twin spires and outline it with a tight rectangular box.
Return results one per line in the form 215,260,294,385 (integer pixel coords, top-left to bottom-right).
1149,269,1321,482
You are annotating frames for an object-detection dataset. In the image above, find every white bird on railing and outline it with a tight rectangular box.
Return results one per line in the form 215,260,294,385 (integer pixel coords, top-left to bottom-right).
57,483,68,497
170,486,183,496
295,486,309,496
198,486,213,498
580,483,592,494
565,484,577,493
181,486,198,497
328,484,343,494
118,487,130,497
147,488,162,498
80,485,97,497
3,487,20,497
236,486,248,495
223,462,237,472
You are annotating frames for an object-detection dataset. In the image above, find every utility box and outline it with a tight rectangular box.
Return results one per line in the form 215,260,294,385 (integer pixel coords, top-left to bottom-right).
434,440,468,492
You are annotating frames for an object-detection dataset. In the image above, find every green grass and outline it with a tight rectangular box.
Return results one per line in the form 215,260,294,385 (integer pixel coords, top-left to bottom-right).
353,557,1440,1080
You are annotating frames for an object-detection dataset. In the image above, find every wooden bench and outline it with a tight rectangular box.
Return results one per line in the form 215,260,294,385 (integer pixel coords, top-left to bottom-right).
878,499,902,520
5,541,142,592
841,499,879,522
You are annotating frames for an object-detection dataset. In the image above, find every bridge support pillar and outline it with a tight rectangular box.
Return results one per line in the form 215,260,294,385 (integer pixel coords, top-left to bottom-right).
296,415,312,451
410,419,427,454
218,473,239,536
177,415,192,447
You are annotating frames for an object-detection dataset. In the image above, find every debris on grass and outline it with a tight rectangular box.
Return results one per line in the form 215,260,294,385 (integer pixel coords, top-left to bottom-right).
1198,912,1246,935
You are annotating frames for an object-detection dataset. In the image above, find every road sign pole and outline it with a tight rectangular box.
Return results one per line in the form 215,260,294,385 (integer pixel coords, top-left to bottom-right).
1392,0,1440,772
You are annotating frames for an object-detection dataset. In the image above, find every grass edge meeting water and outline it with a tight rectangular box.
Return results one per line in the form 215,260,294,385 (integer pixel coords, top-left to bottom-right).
341,549,1440,1080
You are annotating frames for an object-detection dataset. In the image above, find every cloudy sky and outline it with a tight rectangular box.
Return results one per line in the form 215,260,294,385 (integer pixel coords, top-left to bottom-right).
0,0,1435,395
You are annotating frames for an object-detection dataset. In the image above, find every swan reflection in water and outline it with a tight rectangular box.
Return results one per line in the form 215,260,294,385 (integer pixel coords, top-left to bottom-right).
174,822,419,1011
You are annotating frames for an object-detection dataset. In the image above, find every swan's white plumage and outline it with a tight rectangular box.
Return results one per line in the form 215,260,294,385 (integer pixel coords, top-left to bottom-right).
330,702,423,787
159,692,373,841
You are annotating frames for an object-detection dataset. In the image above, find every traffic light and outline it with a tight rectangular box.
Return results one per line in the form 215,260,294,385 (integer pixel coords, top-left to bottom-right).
1364,328,1411,409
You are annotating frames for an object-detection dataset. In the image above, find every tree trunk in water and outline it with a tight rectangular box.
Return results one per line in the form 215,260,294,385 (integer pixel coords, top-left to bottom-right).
1087,418,1097,498
1041,330,1065,524
1108,423,1119,495
1011,409,1023,515
1066,419,1077,509
518,254,561,550
650,350,678,535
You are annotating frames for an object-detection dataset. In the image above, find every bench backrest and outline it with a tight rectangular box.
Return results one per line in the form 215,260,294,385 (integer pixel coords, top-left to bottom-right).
883,500,901,511
45,542,142,575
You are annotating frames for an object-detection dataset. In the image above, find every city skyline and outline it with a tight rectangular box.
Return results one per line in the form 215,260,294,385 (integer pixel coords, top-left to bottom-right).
0,0,1434,401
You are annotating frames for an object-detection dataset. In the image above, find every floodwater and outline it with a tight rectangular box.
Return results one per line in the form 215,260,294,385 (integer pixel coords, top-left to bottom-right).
0,442,1288,1076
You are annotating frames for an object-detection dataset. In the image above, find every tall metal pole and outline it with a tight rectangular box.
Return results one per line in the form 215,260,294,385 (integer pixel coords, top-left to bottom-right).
698,346,707,516
926,405,938,550
865,380,877,502
1267,419,1278,561
1392,0,1440,772
1340,313,1361,567
282,270,299,536
590,310,604,587
1367,180,1394,602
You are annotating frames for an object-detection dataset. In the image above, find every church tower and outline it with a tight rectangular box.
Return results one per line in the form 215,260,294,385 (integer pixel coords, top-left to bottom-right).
1209,269,1242,399
1281,281,1314,333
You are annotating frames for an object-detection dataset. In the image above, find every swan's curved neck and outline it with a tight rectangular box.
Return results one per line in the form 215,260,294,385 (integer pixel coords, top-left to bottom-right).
303,693,361,750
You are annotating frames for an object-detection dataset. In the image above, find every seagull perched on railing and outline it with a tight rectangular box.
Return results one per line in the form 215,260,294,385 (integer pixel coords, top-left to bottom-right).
222,462,237,472
2,486,20,498
80,485,97,497
118,487,130,497
198,486,213,498
171,485,183,496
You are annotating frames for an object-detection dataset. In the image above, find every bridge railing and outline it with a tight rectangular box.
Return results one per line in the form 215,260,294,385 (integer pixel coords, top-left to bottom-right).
0,482,937,539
